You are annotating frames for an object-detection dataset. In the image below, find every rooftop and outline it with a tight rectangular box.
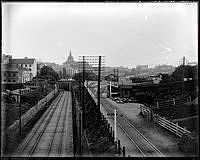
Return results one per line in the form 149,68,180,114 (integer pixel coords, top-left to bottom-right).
11,58,35,64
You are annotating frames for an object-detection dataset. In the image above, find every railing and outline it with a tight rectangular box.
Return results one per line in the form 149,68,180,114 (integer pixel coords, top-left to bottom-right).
100,113,126,157
153,114,191,137
11,88,31,95
86,86,126,157
153,94,197,109
81,130,92,157
6,88,58,136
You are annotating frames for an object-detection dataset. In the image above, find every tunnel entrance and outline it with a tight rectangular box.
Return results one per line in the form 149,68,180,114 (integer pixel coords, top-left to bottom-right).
57,79,73,91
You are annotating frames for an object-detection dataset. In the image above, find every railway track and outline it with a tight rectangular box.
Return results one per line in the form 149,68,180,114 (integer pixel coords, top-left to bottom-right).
101,98,165,157
87,85,165,157
13,91,71,157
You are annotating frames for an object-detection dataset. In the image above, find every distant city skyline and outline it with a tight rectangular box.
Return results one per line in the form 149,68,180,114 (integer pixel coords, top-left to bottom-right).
2,2,198,68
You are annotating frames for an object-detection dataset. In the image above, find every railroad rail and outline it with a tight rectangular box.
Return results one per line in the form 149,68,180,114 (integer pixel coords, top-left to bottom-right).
87,85,165,157
101,99,165,157
13,91,72,157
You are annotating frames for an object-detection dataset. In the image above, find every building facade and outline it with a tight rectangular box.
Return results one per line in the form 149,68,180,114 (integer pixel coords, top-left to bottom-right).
2,64,20,83
10,57,37,77
62,50,78,78
2,54,36,83
136,65,148,71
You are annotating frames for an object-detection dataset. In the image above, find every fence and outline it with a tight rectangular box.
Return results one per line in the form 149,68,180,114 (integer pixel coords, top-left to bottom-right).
140,105,153,122
153,94,197,109
100,113,126,157
81,130,92,157
11,88,31,95
153,114,191,137
8,88,32,102
86,86,126,157
6,88,58,139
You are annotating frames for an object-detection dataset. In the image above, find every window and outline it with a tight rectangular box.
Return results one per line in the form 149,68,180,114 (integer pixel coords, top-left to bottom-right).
4,73,6,76
13,80,16,82
8,80,11,82
30,69,31,71
13,73,16,77
25,64,27,67
21,64,23,67
4,80,6,82
30,64,31,67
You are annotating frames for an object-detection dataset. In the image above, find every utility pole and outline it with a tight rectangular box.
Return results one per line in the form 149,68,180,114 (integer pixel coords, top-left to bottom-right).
110,81,112,98
114,109,117,141
98,56,101,120
117,69,119,86
182,56,185,97
19,89,22,136
82,56,85,130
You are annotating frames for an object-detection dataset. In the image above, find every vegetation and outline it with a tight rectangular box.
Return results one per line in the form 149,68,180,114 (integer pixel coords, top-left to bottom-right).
73,83,117,156
73,72,98,81
104,74,118,82
3,91,59,155
160,65,198,83
36,65,59,81
3,86,53,128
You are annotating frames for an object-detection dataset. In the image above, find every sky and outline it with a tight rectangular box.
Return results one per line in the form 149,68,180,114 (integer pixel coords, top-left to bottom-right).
2,2,198,68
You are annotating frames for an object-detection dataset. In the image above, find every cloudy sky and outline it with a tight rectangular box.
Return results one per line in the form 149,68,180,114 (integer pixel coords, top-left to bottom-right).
2,2,198,68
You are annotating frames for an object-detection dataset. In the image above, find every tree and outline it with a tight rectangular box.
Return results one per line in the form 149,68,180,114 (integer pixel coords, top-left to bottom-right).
171,65,198,81
104,74,117,82
73,72,98,81
160,73,175,83
159,65,198,83
39,66,59,81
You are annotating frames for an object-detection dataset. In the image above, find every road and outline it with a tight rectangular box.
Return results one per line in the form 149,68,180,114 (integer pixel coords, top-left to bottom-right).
13,91,73,157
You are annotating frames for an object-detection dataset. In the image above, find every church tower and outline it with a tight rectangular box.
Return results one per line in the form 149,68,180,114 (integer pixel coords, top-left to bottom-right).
67,50,74,62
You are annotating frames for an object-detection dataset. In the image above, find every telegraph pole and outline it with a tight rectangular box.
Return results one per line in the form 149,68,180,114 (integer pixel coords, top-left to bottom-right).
117,69,119,86
182,56,185,97
110,81,112,98
19,90,22,136
82,56,85,130
98,56,101,120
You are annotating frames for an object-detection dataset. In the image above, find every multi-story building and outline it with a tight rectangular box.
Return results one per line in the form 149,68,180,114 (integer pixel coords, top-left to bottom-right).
18,66,33,83
136,65,148,71
62,50,79,78
2,54,36,83
2,63,20,83
10,57,37,77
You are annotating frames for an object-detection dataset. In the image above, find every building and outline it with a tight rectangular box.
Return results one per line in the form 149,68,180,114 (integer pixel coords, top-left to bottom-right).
18,66,32,83
2,63,20,83
136,65,148,71
2,54,36,83
10,57,37,77
153,65,175,74
62,50,79,78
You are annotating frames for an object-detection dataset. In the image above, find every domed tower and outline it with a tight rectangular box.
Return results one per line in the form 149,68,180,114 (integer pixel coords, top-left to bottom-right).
67,50,74,62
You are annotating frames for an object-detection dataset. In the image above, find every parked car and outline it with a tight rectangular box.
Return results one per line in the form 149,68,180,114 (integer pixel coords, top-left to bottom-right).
116,100,124,104
127,99,133,103
122,98,129,103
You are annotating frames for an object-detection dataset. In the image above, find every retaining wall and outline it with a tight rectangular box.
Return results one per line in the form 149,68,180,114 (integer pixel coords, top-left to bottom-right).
4,89,58,150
